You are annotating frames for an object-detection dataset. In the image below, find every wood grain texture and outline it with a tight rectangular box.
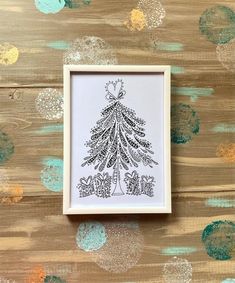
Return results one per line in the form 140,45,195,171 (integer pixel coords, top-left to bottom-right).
0,193,235,282
0,0,234,86
0,0,235,282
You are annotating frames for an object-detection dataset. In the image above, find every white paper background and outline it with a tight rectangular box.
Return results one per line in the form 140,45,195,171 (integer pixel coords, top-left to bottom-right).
71,73,165,209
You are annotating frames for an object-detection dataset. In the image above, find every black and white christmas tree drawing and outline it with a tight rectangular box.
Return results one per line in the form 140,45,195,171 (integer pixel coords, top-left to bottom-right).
81,79,158,196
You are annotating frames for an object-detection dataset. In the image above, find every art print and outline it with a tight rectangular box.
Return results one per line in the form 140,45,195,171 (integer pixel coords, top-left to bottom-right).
78,78,157,199
63,65,171,214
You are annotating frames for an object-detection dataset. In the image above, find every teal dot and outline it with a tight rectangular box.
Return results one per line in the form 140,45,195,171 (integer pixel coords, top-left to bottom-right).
44,275,66,283
171,103,200,144
35,0,65,14
0,131,14,165
199,6,235,44
40,157,63,192
64,0,91,9
76,221,107,251
202,220,235,260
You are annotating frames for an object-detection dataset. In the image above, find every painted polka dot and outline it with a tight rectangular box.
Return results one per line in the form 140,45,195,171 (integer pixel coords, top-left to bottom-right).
199,6,235,44
171,103,200,144
137,0,165,29
202,220,235,260
35,0,65,14
63,36,118,65
76,221,106,252
64,0,91,9
124,9,147,31
35,88,63,120
26,265,45,283
163,256,192,283
216,39,235,72
0,131,14,165
0,185,23,205
40,158,63,192
216,143,235,163
0,43,19,65
93,221,144,273
44,275,65,283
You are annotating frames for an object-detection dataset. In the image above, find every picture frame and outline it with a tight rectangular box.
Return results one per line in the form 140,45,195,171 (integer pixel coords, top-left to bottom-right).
63,65,171,214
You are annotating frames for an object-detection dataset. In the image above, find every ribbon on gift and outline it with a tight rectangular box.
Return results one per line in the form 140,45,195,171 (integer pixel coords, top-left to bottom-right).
95,172,110,186
141,176,154,184
77,176,93,189
125,170,139,180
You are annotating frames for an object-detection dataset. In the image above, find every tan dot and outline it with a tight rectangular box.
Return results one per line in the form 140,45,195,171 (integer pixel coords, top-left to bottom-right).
63,36,118,65
163,257,192,283
0,43,19,65
35,88,63,120
93,221,144,273
137,0,165,29
216,39,235,72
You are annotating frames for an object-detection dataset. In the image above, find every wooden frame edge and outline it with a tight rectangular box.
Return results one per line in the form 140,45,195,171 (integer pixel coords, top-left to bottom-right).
63,65,71,214
63,65,171,215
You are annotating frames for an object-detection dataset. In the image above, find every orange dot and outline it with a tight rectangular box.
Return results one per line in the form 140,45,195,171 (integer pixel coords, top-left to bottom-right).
216,143,235,163
124,9,147,31
0,185,23,204
26,265,45,283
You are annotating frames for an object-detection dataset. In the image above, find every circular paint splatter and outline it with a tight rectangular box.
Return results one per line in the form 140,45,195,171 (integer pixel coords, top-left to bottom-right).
163,256,192,283
202,220,235,260
40,158,63,192
0,131,14,165
93,221,144,273
171,103,200,144
64,0,91,9
35,88,63,120
44,276,65,283
76,221,106,252
0,171,17,204
26,265,45,283
124,9,147,31
137,0,165,29
0,185,23,204
216,39,235,72
216,143,235,163
199,6,235,44
63,36,118,65
0,43,19,65
35,0,65,14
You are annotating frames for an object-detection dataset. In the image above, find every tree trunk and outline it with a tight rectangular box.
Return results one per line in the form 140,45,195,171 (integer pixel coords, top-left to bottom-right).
112,157,124,196
112,173,124,196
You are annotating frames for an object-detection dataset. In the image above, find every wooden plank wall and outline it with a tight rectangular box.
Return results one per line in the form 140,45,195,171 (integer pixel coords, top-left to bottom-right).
0,0,235,282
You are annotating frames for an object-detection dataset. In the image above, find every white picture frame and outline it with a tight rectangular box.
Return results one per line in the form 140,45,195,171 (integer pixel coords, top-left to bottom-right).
63,65,171,214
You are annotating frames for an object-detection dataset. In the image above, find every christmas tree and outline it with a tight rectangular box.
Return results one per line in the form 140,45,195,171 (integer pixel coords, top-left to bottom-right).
82,79,157,196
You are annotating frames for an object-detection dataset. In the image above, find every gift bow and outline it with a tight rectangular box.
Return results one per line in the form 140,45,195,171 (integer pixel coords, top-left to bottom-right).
80,176,93,186
125,170,138,179
142,176,154,184
95,173,109,186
